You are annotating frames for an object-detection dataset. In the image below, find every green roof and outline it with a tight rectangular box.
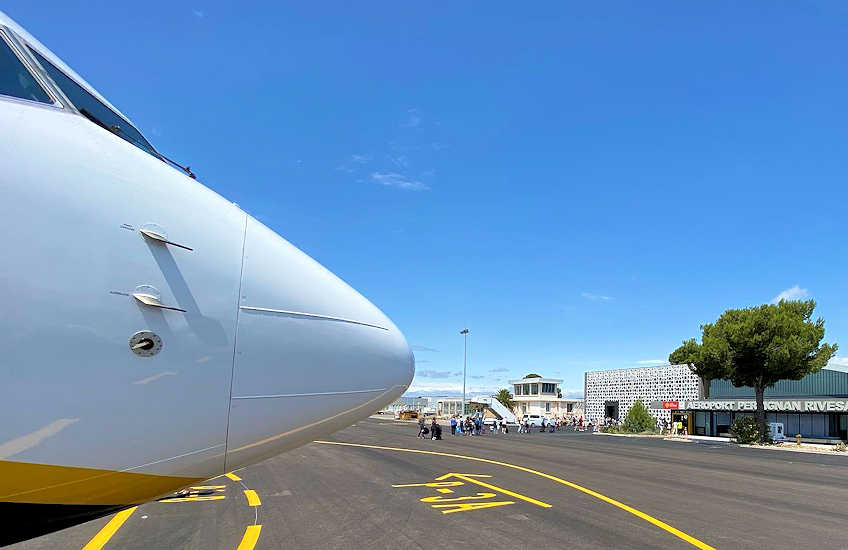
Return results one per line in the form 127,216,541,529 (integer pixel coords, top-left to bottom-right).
709,368,848,398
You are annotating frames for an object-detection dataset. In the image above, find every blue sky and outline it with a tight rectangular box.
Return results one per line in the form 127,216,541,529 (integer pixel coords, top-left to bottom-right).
8,2,848,397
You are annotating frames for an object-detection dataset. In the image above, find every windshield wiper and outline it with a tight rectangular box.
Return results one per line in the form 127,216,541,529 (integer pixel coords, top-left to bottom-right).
78,108,197,179
157,152,197,179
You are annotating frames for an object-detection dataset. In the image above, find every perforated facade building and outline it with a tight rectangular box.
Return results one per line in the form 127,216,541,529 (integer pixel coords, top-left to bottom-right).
584,364,701,423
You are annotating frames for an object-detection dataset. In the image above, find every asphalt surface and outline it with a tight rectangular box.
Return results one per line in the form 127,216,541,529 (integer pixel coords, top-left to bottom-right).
9,418,848,550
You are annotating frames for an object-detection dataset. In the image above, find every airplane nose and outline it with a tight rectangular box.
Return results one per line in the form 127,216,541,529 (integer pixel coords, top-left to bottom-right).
224,216,413,470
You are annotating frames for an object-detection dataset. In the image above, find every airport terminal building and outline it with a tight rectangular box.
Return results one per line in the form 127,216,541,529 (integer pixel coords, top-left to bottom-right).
654,365,848,440
509,376,583,418
584,364,701,423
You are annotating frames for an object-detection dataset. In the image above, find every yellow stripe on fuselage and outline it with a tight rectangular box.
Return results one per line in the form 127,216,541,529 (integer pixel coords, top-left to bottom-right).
0,460,202,505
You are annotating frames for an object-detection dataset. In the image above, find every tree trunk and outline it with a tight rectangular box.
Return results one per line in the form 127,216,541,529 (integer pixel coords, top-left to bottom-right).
755,384,766,443
700,375,710,399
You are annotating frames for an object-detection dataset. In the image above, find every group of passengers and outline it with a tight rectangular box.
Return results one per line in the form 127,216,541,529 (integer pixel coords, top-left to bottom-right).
447,414,505,436
517,415,576,434
417,416,443,439
416,413,588,440
659,418,687,436
602,417,622,428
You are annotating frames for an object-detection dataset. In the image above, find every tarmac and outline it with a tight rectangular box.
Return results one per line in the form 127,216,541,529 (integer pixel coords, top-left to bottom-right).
9,417,848,550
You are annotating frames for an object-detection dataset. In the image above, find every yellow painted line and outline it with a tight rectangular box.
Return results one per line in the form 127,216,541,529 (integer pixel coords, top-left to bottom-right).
392,481,463,488
431,500,514,514
225,472,242,481
236,525,262,550
158,495,226,503
81,506,136,550
315,441,716,550
244,489,261,507
436,472,551,508
190,485,226,490
437,488,454,493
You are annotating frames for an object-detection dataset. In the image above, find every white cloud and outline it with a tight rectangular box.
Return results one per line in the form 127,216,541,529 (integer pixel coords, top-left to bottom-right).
636,359,666,365
389,154,409,169
581,292,613,302
337,154,371,174
403,108,421,128
770,285,809,304
370,172,430,191
417,369,452,379
826,357,848,372
407,380,503,395
192,9,205,18
412,345,439,352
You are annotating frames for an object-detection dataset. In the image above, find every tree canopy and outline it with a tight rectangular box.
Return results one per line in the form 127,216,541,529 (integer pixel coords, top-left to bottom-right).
669,337,728,399
494,389,515,411
704,300,836,391
677,299,837,442
524,373,541,378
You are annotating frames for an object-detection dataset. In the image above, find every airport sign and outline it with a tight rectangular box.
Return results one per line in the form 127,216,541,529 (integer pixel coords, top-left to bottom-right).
651,399,848,412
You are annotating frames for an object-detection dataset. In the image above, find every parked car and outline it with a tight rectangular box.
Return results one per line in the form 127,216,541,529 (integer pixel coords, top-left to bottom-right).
522,414,544,427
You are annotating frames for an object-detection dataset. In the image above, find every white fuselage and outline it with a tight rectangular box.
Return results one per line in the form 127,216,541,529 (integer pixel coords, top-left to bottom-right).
0,11,413,542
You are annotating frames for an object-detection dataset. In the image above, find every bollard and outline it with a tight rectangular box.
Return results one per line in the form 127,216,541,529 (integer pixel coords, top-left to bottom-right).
795,434,802,446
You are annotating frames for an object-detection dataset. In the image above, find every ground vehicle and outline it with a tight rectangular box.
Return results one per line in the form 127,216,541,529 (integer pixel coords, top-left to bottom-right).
397,410,419,420
522,414,545,426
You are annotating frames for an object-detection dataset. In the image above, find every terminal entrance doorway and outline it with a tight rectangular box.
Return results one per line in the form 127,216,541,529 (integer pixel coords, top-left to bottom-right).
604,401,619,420
671,412,692,435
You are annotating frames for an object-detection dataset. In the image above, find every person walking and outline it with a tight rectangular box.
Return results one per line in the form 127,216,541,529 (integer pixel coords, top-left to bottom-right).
417,415,426,438
450,415,457,436
431,418,439,440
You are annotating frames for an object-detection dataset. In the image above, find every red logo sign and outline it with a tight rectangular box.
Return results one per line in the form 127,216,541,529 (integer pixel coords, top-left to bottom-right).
662,401,679,409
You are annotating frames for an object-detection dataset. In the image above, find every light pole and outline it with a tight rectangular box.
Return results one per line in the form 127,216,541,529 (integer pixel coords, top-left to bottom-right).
460,329,469,415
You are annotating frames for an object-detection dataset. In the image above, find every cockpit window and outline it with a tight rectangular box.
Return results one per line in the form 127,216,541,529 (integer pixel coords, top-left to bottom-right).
28,47,159,158
0,32,51,104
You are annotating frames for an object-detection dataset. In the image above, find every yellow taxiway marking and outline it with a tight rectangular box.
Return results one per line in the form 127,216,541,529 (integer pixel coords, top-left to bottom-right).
190,485,226,490
80,506,136,550
392,481,463,488
236,525,262,550
244,489,261,507
158,495,226,503
225,472,242,482
315,441,716,550
437,488,454,493
436,473,551,508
